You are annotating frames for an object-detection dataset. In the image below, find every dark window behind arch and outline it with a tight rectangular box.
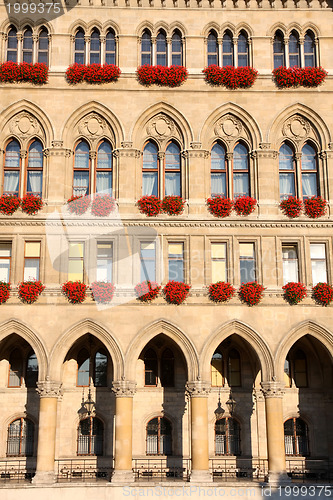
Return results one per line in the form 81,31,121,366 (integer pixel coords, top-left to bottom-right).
146,417,172,455
211,349,223,386
273,31,285,69
74,30,85,64
284,418,309,456
38,28,49,65
171,31,183,66
90,30,101,64
77,349,90,386
106,30,116,65
23,27,33,63
237,32,249,67
228,349,241,387
207,31,218,66
7,418,34,456
160,348,174,387
289,31,300,67
141,30,152,66
156,31,167,66
26,352,38,387
144,348,158,386
293,349,308,387
78,417,103,455
304,32,316,67
215,417,240,455
222,32,233,67
7,27,18,62
9,349,23,387
94,350,108,387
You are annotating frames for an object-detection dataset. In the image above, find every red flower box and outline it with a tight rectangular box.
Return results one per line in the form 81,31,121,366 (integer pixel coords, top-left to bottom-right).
208,282,236,303
0,282,10,304
300,66,328,87
136,65,188,87
137,196,161,217
21,194,43,215
273,66,327,88
203,65,258,89
312,282,333,306
163,280,191,305
238,281,265,306
91,194,116,217
0,62,48,84
62,281,88,304
161,196,185,216
65,64,121,84
303,196,327,218
18,280,45,304
0,195,20,215
282,282,307,305
67,195,91,215
206,197,233,218
233,196,257,216
90,281,115,303
135,280,161,302
279,196,303,218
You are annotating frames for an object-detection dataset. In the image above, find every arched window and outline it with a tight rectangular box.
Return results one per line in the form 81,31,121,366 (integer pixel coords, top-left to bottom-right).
106,30,116,65
215,418,240,455
284,418,309,456
94,350,107,387
144,348,158,386
96,141,112,194
146,417,172,455
222,32,233,67
77,349,90,386
156,31,167,66
141,30,152,66
293,349,308,387
171,31,182,66
73,141,90,196
207,31,218,66
228,349,241,387
26,140,43,197
289,31,300,67
304,32,316,67
90,30,101,64
233,143,249,198
211,349,223,386
165,142,181,197
279,143,296,199
4,139,21,196
7,26,18,62
8,349,23,387
301,143,318,199
142,141,158,197
273,31,285,69
211,143,227,197
161,349,174,387
22,27,33,63
74,30,85,64
78,417,103,455
38,28,49,65
7,418,34,457
237,32,249,67
26,352,38,388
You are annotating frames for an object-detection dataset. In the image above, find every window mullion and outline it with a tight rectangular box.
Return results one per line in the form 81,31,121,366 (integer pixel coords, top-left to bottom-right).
299,36,305,68
90,151,96,195
226,152,233,198
232,37,237,67
167,36,171,66
100,35,106,65
284,37,289,68
85,35,90,65
152,36,157,66
295,152,302,199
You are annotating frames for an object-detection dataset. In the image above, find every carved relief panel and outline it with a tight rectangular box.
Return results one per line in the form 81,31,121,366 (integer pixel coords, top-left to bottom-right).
145,113,181,148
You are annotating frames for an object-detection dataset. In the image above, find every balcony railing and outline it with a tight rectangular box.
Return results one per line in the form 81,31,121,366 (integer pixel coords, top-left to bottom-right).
55,458,113,482
210,458,268,481
286,459,333,482
0,459,35,483
133,458,191,481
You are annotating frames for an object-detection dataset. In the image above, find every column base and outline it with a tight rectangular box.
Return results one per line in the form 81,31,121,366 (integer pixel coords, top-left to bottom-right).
32,471,56,485
267,471,291,484
112,469,135,483
190,469,212,483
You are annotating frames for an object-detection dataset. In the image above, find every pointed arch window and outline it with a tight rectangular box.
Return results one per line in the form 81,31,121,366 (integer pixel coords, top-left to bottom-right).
156,31,167,66
26,352,39,387
23,27,33,63
94,350,108,387
78,417,103,455
171,31,183,66
74,30,85,64
304,32,316,67
211,142,227,197
284,418,309,456
7,26,18,62
106,30,116,65
161,349,174,387
215,417,240,455
146,417,172,455
233,143,249,198
228,349,241,387
222,32,233,67
211,349,224,386
7,418,34,456
73,141,90,196
96,140,112,194
279,143,296,199
77,349,90,387
165,142,181,197
27,140,43,197
141,30,152,66
293,349,308,387
90,30,101,64
301,143,318,199
289,32,300,67
237,32,249,67
38,28,49,64
4,139,21,197
8,349,23,387
77,348,108,387
142,141,158,197
273,31,285,69
144,348,158,386
207,31,218,66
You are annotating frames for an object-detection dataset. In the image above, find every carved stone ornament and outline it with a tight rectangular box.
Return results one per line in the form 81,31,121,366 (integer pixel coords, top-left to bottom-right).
9,112,42,139
260,381,285,398
283,116,311,140
185,380,211,397
77,113,109,140
112,380,137,397
214,115,243,139
36,379,63,398
146,114,176,140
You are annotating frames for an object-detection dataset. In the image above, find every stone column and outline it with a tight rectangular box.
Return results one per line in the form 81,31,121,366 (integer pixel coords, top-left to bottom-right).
112,380,136,483
186,381,212,482
33,380,63,484
261,381,288,483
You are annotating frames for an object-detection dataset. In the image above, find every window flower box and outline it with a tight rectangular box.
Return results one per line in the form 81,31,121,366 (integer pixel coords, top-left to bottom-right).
272,66,327,88
0,61,48,84
90,281,115,303
91,194,116,217
312,282,333,306
67,195,91,215
303,196,327,218
206,197,233,218
136,65,188,87
208,282,236,303
0,195,20,215
21,194,43,215
279,196,303,218
233,196,257,216
0,282,10,304
203,65,258,89
137,195,161,217
163,281,191,305
18,280,45,304
65,64,121,84
62,281,88,304
282,282,307,305
135,280,161,302
238,281,265,306
161,196,185,216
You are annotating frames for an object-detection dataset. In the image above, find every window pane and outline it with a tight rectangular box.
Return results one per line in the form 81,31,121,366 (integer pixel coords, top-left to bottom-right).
77,353,89,386
68,260,83,281
75,142,90,169
282,245,298,284
26,353,38,387
4,172,19,196
165,143,180,170
280,173,295,199
24,259,39,281
168,243,184,282
0,243,11,257
211,243,227,282
143,142,158,169
5,140,20,168
165,173,181,196
69,243,83,258
310,244,327,285
97,243,112,282
140,242,156,282
239,243,255,283
25,242,40,257
143,173,158,196
95,351,107,387
302,173,317,198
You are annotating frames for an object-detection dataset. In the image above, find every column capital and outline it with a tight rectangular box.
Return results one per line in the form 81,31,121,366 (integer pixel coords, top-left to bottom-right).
185,380,211,397
261,381,285,398
112,379,137,397
36,379,63,398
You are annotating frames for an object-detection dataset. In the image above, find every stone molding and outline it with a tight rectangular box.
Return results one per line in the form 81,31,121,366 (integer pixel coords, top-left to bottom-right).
261,381,285,398
112,379,137,397
36,379,63,398
185,380,211,397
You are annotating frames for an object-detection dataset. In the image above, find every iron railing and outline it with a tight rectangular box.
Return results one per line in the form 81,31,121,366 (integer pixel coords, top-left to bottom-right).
210,458,269,481
286,459,333,482
56,458,113,482
133,458,191,481
0,459,35,483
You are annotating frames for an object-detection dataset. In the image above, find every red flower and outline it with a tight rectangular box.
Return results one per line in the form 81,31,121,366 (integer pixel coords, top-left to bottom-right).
233,196,257,216
303,196,327,218
0,62,48,84
208,282,236,303
312,282,333,306
137,196,161,217
65,64,121,84
62,281,88,304
282,282,307,305
67,195,91,215
279,196,303,218
238,282,265,306
21,194,43,215
206,197,233,218
90,281,115,303
0,282,10,304
0,195,20,215
272,66,327,88
136,65,188,87
91,194,116,217
163,280,191,305
17,280,45,304
134,281,161,302
203,65,258,89
161,196,185,216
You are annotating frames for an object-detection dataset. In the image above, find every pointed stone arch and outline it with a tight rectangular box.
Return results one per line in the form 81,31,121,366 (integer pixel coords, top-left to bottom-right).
68,20,88,34
169,22,187,36
220,22,236,36
136,21,154,37
49,319,124,381
235,22,253,38
200,320,274,382
202,22,220,37
286,23,303,37
301,23,320,38
267,23,287,38
125,319,199,381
